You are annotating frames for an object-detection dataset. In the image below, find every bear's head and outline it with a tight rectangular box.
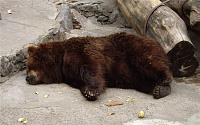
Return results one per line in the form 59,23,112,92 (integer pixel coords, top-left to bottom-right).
26,45,60,85
26,46,46,85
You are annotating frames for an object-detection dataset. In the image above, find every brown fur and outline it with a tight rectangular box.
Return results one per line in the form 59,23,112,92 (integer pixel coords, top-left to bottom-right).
26,32,172,100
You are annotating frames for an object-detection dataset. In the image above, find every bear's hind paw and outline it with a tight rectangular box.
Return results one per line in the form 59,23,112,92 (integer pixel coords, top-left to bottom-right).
153,85,171,99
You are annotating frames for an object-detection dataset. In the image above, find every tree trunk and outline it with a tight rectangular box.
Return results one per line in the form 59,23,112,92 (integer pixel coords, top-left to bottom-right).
161,0,200,33
117,0,199,77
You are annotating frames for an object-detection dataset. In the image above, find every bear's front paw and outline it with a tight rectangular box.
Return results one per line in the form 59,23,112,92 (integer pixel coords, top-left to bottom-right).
83,86,100,101
153,85,171,99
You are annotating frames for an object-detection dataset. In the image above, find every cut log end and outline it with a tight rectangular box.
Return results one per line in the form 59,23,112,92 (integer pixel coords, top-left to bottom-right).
167,41,199,77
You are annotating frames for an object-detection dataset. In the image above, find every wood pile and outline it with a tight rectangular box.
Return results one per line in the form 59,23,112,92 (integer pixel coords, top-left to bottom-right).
117,0,199,77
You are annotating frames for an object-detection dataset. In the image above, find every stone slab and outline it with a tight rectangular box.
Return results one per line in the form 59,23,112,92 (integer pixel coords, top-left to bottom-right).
0,0,58,55
0,71,199,124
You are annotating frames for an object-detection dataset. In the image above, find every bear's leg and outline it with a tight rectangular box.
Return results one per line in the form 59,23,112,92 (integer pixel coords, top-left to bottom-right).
150,69,172,99
131,56,172,99
137,70,172,99
152,69,172,99
152,68,172,99
79,66,105,101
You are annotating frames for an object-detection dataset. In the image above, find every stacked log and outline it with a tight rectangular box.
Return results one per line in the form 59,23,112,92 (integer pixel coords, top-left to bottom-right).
117,0,199,77
161,0,200,33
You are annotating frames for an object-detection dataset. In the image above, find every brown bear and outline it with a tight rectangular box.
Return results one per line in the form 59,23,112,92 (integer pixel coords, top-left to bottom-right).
26,32,172,101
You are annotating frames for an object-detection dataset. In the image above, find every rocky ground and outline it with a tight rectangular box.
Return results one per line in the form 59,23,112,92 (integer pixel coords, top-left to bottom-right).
0,0,200,125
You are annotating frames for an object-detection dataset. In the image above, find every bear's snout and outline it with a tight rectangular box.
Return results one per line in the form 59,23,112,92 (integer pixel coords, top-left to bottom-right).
25,75,38,85
25,76,32,84
26,69,41,84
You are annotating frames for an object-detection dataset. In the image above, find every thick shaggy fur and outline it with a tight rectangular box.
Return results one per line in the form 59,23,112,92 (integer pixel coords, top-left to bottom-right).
26,32,172,100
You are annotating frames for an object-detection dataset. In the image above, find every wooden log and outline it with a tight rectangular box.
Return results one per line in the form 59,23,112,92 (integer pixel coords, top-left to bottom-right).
117,0,199,77
161,0,200,33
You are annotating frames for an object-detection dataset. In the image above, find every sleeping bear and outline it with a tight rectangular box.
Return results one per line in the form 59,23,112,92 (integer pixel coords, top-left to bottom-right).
26,32,172,101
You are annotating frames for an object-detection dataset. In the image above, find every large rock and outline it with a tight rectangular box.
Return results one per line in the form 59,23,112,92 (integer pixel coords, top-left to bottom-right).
71,0,129,26
56,3,73,32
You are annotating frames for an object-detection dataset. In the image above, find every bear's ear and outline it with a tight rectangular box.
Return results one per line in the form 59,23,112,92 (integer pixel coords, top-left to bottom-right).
27,46,37,55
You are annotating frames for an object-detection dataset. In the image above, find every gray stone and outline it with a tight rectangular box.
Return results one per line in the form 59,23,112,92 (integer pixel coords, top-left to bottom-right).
115,12,132,28
0,56,14,77
78,11,95,17
16,50,21,56
57,4,73,32
78,4,97,12
84,11,96,17
0,52,26,81
21,48,28,58
18,63,26,71
16,55,22,63
7,63,14,73
36,28,66,44
97,15,108,22
74,3,99,17
1,57,8,70
12,64,18,73
2,56,9,63
9,55,16,64
1,67,9,77
109,8,119,23
0,12,2,20
97,5,112,17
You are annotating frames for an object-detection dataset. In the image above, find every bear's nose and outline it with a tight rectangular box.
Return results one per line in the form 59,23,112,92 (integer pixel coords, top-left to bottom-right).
26,76,31,83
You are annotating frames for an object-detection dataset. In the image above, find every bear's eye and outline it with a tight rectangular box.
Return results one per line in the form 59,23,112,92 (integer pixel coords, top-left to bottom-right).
28,66,33,71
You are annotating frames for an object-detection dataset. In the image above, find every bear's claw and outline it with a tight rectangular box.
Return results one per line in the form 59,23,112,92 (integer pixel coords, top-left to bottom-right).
83,87,100,101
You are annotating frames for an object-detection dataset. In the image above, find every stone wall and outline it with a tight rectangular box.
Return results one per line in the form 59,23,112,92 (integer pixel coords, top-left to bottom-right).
71,1,129,27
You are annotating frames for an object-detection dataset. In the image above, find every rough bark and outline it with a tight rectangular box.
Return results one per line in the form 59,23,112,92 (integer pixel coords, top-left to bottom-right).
117,0,199,77
161,0,200,33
